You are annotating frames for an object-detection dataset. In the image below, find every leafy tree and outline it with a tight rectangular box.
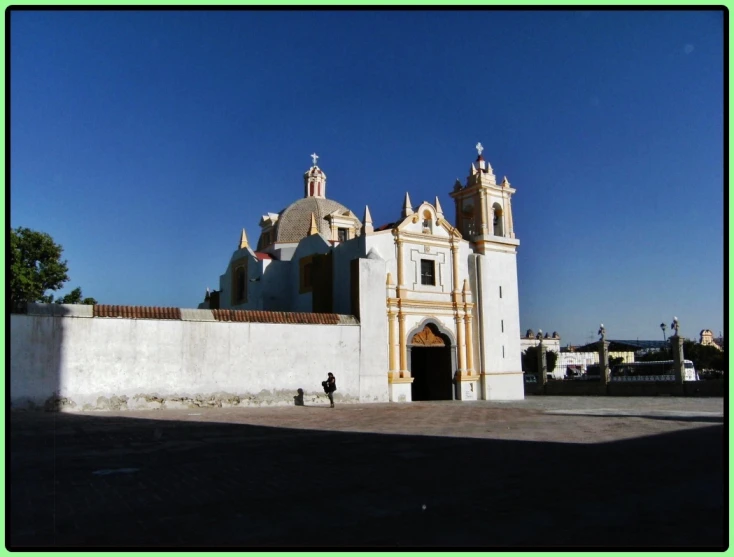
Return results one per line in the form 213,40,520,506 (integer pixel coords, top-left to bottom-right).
683,340,725,372
546,350,558,374
10,227,97,311
609,356,625,368
521,346,557,375
638,349,671,362
53,287,97,306
638,342,725,373
11,227,69,311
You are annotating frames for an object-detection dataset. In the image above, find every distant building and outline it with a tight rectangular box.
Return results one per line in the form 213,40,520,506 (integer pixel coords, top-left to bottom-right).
576,339,664,358
558,339,638,378
700,329,723,350
520,330,562,379
520,329,561,353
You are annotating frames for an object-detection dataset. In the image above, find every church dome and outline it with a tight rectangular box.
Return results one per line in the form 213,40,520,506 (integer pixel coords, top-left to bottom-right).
274,197,361,244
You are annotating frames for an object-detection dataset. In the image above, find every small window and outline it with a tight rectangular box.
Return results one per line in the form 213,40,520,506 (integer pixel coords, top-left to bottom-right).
232,265,247,305
499,286,502,298
299,256,314,294
303,263,313,288
501,320,504,333
420,259,435,286
337,228,348,242
502,345,505,358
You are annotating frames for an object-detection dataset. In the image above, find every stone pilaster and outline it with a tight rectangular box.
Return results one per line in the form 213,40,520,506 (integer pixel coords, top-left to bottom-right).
398,311,409,378
478,190,488,236
450,241,461,304
387,309,399,379
455,313,466,376
464,312,474,375
394,233,406,298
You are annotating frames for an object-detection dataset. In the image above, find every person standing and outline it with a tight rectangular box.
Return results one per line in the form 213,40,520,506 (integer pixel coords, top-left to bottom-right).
325,372,336,408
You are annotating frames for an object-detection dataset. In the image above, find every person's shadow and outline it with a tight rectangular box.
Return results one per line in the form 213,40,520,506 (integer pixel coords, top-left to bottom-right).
293,389,304,406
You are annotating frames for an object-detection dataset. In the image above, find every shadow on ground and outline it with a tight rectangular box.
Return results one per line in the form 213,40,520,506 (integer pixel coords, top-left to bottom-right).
548,413,724,424
9,412,725,549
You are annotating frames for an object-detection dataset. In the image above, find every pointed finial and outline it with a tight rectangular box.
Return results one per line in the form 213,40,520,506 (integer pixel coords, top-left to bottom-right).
386,272,394,286
239,228,249,249
434,196,444,217
402,192,414,217
308,212,318,236
310,152,319,166
362,205,374,234
502,176,510,187
475,142,484,156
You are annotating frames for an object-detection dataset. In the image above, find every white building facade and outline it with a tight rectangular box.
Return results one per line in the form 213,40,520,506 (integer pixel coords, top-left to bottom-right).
200,145,524,402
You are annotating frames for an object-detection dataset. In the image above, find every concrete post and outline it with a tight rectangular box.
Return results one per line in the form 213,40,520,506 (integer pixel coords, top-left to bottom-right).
598,340,610,385
537,335,547,386
671,335,686,384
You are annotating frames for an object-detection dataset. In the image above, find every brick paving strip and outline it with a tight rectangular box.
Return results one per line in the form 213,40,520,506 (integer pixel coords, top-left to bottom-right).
9,397,725,548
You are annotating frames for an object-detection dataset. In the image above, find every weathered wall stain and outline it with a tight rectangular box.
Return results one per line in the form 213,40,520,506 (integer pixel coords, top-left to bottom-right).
12,312,388,411
26,390,359,412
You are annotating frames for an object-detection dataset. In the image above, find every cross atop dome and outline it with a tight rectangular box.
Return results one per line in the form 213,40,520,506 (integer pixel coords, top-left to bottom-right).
310,152,319,167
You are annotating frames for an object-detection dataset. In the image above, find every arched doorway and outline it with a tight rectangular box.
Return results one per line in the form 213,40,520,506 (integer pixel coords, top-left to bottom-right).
408,321,455,401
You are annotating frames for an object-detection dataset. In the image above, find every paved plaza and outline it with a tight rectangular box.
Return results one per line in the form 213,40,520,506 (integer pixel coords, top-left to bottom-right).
9,397,725,548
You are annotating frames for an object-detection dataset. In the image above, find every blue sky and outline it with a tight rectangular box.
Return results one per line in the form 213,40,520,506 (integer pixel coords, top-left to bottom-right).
10,9,724,346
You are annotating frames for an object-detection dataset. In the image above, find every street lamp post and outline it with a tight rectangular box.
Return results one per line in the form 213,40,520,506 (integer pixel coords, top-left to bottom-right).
660,322,667,342
669,316,685,384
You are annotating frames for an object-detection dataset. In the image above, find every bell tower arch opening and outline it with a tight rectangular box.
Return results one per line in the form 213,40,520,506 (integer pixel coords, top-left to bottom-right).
407,320,456,401
492,203,504,237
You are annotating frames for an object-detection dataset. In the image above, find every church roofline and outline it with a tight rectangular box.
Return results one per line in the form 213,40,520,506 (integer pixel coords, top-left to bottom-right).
374,221,399,232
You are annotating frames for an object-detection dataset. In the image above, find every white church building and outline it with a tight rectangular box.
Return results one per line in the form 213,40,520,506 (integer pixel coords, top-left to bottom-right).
199,145,524,403
11,144,525,411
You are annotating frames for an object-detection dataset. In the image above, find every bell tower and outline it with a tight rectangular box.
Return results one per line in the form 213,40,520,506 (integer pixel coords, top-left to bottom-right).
303,152,327,199
449,143,517,252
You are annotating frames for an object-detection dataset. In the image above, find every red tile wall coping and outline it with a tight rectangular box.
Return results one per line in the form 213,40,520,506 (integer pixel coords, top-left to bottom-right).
212,309,352,325
93,305,182,320
91,305,358,325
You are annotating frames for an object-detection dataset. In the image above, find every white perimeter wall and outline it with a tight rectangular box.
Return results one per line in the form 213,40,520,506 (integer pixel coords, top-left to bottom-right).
10,313,381,410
